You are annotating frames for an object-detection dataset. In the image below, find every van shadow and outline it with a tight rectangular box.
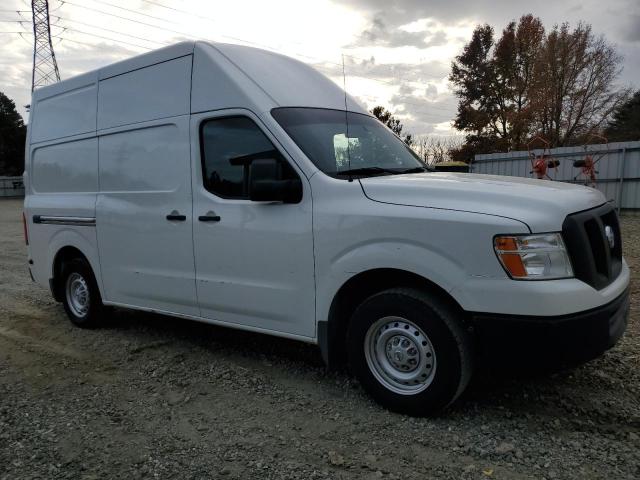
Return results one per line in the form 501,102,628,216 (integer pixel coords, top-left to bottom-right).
103,307,327,369
101,307,608,415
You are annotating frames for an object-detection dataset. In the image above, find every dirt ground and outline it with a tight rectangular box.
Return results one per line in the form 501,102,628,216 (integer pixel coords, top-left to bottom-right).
1,197,638,480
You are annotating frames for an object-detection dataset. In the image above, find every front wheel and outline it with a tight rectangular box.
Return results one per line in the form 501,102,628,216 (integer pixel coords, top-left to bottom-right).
347,288,474,416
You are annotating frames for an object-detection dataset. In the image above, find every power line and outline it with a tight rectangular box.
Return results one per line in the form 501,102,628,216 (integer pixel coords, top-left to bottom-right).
57,26,153,50
80,0,300,57
57,0,199,39
140,0,219,24
16,6,322,63
55,0,428,89
6,19,153,51
4,18,155,50
56,0,342,66
81,0,188,26
55,35,123,49
51,15,169,46
40,0,456,117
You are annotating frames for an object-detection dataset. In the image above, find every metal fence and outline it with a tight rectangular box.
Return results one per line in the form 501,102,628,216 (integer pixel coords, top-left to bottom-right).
0,176,25,198
473,141,640,212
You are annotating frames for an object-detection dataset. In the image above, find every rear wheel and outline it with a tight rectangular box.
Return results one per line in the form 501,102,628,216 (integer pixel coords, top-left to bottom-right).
347,287,474,416
61,258,106,328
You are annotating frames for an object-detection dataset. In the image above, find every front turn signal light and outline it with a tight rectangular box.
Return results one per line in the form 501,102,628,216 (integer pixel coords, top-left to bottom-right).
494,233,573,280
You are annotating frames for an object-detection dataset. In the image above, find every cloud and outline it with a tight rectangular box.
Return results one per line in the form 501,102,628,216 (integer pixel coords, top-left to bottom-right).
3,0,636,139
620,13,640,43
336,0,640,56
315,52,456,135
333,0,639,136
319,56,450,85
353,14,449,49
389,92,456,124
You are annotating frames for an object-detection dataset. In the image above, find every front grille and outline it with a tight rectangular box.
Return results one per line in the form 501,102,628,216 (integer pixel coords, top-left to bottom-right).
562,203,622,290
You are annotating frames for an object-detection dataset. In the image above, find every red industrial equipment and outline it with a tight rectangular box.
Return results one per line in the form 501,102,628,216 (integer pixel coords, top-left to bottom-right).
527,136,559,180
573,134,608,188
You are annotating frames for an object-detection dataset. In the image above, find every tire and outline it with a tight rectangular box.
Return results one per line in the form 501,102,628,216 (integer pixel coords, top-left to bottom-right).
573,159,586,168
60,257,106,328
347,287,474,416
547,159,560,168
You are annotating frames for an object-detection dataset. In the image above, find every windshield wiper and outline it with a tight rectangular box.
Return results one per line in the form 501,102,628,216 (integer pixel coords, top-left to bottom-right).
398,166,430,174
336,167,406,177
336,166,430,177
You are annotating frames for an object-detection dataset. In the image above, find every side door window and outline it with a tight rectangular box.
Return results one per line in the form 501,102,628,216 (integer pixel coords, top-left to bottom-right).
200,116,299,199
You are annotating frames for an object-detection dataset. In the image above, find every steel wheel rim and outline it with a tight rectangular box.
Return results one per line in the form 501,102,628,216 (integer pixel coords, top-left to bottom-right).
65,272,90,318
364,316,437,395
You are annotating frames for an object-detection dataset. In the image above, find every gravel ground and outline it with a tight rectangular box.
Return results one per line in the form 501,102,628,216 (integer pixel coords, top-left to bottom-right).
1,197,639,480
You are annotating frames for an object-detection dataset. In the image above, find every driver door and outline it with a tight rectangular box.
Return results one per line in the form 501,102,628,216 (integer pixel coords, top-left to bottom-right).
190,110,316,339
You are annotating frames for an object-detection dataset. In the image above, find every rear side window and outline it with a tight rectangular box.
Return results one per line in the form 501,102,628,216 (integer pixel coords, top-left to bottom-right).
201,116,292,199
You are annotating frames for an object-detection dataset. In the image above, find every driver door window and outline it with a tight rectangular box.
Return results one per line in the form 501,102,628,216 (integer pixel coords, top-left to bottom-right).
200,116,297,199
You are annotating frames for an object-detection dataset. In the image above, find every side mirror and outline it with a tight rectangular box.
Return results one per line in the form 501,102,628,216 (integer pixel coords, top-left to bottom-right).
249,158,302,203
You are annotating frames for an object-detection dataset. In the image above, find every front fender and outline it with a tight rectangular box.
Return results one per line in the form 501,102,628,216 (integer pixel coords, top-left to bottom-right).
316,239,468,324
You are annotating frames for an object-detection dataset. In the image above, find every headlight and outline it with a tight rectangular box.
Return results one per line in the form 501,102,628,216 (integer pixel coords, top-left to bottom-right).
494,233,573,280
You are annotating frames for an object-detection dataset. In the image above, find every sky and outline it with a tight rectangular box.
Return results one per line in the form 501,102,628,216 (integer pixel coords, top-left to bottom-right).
1,0,638,138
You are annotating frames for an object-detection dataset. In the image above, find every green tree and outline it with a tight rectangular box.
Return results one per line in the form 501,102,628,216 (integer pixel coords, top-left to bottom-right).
371,106,413,145
0,92,26,175
449,24,494,142
605,90,640,141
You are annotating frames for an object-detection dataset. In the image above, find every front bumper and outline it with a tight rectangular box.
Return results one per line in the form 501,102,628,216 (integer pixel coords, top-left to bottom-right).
470,287,629,364
451,260,630,317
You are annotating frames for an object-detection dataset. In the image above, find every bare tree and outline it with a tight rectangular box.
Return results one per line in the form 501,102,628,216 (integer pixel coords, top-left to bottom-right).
413,136,464,165
533,22,629,145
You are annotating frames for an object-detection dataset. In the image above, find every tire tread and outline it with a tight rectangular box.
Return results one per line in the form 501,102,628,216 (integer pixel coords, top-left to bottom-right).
347,286,474,415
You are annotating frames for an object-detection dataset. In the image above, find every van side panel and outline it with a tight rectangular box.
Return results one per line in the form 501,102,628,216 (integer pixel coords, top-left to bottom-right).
30,73,98,144
31,139,98,193
96,118,198,315
25,135,101,290
97,56,192,130
94,52,196,314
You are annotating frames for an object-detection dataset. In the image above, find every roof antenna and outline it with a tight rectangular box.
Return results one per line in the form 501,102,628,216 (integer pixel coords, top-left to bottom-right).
342,53,353,182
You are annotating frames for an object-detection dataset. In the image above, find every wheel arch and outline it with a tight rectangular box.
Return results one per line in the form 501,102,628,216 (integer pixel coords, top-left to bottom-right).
50,245,98,302
319,268,465,369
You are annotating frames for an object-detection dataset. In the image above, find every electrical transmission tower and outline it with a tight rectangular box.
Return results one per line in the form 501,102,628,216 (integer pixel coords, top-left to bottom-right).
31,0,60,91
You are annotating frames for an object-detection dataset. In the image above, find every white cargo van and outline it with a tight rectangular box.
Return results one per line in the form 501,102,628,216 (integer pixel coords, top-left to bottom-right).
24,41,629,415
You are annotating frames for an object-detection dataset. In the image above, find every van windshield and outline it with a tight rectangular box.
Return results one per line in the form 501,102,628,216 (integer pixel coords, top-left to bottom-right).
271,107,427,178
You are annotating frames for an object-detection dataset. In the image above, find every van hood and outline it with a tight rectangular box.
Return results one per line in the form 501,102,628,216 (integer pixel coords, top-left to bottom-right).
359,172,607,232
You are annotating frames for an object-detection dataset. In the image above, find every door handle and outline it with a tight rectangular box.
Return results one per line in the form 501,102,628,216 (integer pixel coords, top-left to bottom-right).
198,214,221,222
166,212,187,221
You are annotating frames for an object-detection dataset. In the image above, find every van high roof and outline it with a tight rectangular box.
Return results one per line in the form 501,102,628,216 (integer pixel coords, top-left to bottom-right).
29,41,366,144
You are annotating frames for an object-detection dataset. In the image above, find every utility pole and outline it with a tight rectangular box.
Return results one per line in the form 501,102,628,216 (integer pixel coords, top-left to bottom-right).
31,0,60,91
